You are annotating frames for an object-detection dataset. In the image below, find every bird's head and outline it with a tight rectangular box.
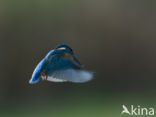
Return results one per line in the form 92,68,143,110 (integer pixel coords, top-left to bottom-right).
45,44,72,58
55,44,73,55
55,44,82,67
45,44,82,68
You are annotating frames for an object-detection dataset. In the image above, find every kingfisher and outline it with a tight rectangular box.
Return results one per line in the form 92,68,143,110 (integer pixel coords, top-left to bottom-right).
29,44,93,84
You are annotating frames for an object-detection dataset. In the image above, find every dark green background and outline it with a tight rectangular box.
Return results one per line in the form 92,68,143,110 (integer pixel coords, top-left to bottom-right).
0,0,156,117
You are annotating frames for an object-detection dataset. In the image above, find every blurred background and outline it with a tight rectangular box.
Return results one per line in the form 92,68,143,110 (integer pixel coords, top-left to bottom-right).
0,0,156,117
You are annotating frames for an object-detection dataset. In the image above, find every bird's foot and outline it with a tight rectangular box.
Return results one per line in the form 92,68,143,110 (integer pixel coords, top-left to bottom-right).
41,70,47,80
41,75,47,80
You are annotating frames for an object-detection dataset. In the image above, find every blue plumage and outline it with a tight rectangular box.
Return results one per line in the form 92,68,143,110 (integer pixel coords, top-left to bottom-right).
29,44,93,84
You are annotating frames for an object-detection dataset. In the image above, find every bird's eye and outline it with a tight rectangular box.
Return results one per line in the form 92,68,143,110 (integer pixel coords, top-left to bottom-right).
65,48,73,54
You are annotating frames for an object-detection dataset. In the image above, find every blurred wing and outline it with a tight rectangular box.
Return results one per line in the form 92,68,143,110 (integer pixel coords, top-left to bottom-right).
29,50,56,84
29,58,48,84
47,69,93,83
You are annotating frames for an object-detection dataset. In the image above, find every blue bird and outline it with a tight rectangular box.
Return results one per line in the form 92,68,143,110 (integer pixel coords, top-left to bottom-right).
29,44,93,84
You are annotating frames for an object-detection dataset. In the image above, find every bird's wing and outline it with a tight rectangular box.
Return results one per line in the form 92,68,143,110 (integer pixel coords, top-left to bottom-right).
29,50,57,84
29,58,48,84
47,69,93,83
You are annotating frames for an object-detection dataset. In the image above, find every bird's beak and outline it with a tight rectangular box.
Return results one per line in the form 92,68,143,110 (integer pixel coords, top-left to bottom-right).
72,55,83,68
63,52,83,68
